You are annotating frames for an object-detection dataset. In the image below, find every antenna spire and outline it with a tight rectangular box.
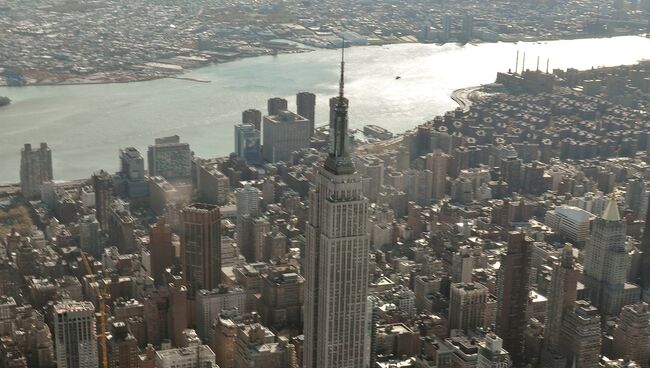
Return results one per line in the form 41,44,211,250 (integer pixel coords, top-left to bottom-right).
339,38,345,99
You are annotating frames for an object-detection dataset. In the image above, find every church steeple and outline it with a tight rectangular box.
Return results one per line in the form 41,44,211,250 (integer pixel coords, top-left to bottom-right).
324,39,355,175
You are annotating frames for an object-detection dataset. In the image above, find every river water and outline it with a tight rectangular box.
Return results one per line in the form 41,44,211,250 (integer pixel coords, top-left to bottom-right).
1,35,649,183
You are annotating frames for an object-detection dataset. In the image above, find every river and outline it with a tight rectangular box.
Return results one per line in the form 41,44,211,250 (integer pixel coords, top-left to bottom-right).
1,35,649,183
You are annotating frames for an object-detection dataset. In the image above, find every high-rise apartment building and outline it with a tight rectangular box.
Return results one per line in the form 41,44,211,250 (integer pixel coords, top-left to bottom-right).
195,159,230,205
583,195,640,315
20,142,53,199
496,231,531,366
448,282,488,333
425,150,449,200
147,135,192,180
242,109,262,131
304,48,370,368
267,97,288,116
296,92,316,136
262,111,310,163
543,244,579,359
234,124,261,164
53,300,98,368
181,203,222,294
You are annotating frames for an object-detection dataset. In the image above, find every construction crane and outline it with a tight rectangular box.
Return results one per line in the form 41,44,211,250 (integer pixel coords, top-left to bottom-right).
80,251,110,368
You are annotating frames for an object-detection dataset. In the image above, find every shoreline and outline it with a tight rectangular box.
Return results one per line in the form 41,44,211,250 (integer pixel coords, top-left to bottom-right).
2,32,646,88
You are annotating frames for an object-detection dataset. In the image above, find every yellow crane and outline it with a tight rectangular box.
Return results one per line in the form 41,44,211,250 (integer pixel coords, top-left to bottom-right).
80,251,110,368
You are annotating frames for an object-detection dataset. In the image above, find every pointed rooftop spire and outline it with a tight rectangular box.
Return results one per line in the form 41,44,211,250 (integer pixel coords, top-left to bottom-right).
339,38,345,100
602,191,621,222
324,38,355,175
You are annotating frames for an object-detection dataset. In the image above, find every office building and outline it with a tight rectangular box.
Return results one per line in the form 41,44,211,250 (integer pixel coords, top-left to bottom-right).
92,170,113,231
449,282,488,333
625,176,648,219
149,216,174,285
496,231,531,366
297,92,316,135
260,265,304,329
195,159,230,205
234,124,261,164
267,97,288,116
544,205,594,246
304,50,370,368
237,215,270,262
107,322,139,368
583,195,640,315
196,286,246,343
235,183,261,218
147,135,192,180
117,147,148,199
155,345,217,368
79,215,101,257
53,300,98,368
612,302,650,367
559,300,601,368
543,244,579,360
181,203,222,294
234,323,297,368
641,199,650,295
20,143,53,199
262,111,310,163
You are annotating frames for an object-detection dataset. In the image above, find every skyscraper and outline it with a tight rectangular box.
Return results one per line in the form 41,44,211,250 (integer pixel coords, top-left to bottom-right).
296,92,316,136
267,97,288,116
583,195,640,315
625,176,648,219
304,45,370,368
559,300,601,368
53,300,98,368
448,282,488,333
261,111,311,163
92,170,113,232
234,124,261,164
641,199,650,296
147,135,192,181
149,216,174,285
20,142,53,199
181,203,222,294
118,147,148,199
543,244,578,362
496,231,531,366
242,109,262,131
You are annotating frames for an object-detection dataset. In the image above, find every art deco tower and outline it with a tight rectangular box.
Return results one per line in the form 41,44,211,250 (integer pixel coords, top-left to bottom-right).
303,44,371,368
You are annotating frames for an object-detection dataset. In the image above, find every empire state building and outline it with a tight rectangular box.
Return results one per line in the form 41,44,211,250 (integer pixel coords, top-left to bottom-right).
303,45,371,368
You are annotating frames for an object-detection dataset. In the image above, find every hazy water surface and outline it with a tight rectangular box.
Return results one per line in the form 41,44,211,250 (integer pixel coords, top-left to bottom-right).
1,35,649,182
